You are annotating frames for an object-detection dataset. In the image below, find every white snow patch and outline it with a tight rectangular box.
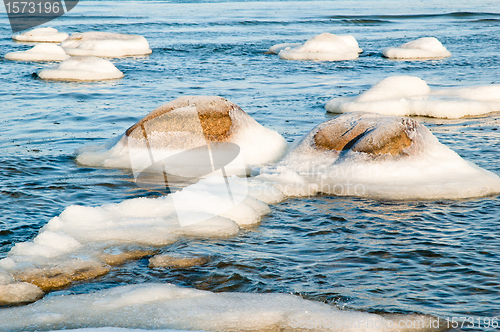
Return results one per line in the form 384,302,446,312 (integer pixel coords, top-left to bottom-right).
383,37,451,59
0,283,440,332
12,27,69,43
38,57,124,81
326,76,500,118
277,33,362,61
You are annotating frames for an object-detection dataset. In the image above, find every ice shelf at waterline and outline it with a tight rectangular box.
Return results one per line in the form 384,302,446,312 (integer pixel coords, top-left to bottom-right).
12,27,69,43
258,112,500,200
0,283,442,332
325,76,500,118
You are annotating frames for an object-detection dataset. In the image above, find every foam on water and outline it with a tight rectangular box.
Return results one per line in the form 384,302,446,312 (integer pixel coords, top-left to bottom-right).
0,283,441,332
277,33,361,61
60,32,152,57
4,44,70,62
12,27,69,43
37,57,124,81
325,76,500,118
383,37,451,59
258,112,500,200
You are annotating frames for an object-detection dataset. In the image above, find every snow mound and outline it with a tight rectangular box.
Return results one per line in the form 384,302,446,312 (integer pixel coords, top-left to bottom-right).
5,44,70,61
325,76,500,118
383,37,451,59
76,96,288,176
61,32,152,57
12,27,69,43
38,57,124,81
277,33,362,61
258,112,500,199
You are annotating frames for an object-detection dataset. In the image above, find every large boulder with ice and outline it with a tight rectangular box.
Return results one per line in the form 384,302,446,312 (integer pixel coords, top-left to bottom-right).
61,32,152,57
276,33,362,61
38,57,124,81
12,27,68,43
4,44,70,62
258,112,500,199
76,96,288,175
325,76,500,118
383,37,451,59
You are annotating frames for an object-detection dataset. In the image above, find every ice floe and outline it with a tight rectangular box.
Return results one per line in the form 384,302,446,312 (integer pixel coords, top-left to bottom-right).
38,57,124,81
4,44,70,62
0,175,281,302
12,27,69,43
257,112,500,200
325,76,500,119
264,42,301,54
0,283,441,332
76,96,288,176
383,37,451,59
61,32,152,57
275,33,362,61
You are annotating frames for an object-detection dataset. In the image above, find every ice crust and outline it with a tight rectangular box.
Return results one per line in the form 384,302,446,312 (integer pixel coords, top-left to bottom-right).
61,32,152,57
38,57,124,81
0,176,282,299
276,33,362,61
383,37,451,59
12,27,69,43
258,112,500,200
325,76,500,118
76,96,288,174
0,283,440,332
5,44,70,62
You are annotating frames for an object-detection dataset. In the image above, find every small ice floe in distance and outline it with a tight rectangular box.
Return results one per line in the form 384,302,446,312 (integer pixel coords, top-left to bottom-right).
61,32,152,57
4,44,70,62
275,33,362,61
325,76,500,118
76,96,288,176
258,112,500,200
12,27,69,43
0,283,442,332
37,57,124,81
264,42,302,54
383,37,451,59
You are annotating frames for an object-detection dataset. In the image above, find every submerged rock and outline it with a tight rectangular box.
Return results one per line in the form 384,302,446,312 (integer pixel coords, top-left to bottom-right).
149,255,210,269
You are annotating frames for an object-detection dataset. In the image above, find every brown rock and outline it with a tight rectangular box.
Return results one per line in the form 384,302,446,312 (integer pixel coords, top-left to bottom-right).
100,249,156,266
313,114,417,156
126,96,238,142
149,255,210,269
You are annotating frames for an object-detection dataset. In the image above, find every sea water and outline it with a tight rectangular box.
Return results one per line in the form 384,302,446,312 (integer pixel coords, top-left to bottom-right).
0,0,499,331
